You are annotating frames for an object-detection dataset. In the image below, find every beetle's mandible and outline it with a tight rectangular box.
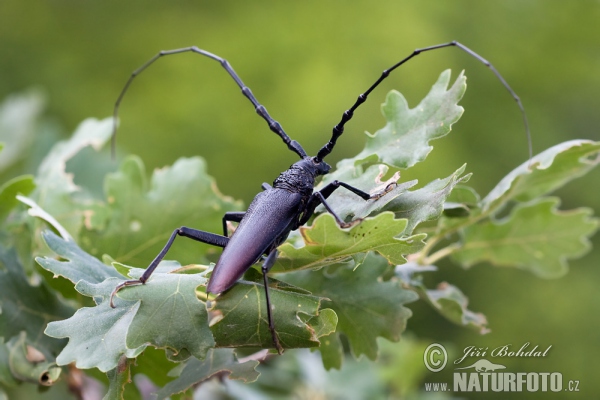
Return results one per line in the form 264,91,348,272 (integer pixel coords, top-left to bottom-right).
109,42,530,354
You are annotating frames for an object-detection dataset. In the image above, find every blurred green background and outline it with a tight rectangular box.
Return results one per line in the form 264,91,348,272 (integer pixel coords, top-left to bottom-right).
1,0,598,398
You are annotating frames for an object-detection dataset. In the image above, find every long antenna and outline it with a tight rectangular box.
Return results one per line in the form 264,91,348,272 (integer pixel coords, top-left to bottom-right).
316,41,532,162
111,47,307,159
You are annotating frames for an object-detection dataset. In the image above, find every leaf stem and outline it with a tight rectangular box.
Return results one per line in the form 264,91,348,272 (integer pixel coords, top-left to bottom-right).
423,243,461,265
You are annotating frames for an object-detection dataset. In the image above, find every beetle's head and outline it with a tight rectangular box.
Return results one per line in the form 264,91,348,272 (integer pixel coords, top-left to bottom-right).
295,156,331,177
311,156,331,175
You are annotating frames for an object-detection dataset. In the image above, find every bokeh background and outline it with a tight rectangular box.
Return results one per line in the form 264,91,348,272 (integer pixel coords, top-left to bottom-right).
1,1,599,398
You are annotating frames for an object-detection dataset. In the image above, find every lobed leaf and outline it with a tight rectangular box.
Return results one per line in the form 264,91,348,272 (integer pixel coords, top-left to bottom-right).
155,349,260,399
348,69,466,169
33,118,113,239
274,212,426,273
116,268,215,361
316,164,417,221
418,281,488,334
36,230,122,286
79,155,242,268
38,232,214,371
382,164,470,234
482,140,600,212
288,253,418,361
43,279,145,372
452,197,599,278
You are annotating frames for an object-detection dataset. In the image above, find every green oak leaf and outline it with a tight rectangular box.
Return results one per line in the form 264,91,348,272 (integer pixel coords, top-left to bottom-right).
313,331,344,370
38,232,214,371
273,212,426,273
210,268,336,349
382,164,470,234
0,246,73,358
79,155,242,268
394,264,487,332
417,281,488,334
115,267,215,361
348,69,466,169
33,118,112,239
452,197,599,278
155,349,260,399
316,163,417,222
443,184,481,218
482,140,600,212
43,279,145,372
36,230,122,286
288,253,418,360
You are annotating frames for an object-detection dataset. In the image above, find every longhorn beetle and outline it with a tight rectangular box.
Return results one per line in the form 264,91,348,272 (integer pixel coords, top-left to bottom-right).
109,42,530,354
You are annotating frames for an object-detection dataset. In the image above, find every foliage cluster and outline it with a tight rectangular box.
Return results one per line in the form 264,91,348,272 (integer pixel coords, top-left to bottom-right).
0,72,598,399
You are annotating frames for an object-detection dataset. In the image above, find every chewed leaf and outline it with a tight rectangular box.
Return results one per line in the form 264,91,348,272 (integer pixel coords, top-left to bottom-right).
273,212,426,273
349,70,466,169
482,140,600,212
33,118,113,238
452,197,599,278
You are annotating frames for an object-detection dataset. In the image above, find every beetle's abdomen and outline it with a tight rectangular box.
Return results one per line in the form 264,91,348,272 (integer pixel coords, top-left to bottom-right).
207,189,303,294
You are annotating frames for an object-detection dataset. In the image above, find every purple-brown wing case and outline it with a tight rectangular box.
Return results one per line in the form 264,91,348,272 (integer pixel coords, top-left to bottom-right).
206,188,304,294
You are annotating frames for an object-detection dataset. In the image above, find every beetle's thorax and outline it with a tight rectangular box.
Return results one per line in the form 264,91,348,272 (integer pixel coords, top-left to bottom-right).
273,156,330,194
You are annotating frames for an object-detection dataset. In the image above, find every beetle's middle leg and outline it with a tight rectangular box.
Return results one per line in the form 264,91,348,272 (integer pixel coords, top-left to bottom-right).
222,212,245,237
110,226,229,307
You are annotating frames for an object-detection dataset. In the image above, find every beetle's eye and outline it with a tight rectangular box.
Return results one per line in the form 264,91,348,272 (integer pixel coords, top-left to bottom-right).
312,157,320,164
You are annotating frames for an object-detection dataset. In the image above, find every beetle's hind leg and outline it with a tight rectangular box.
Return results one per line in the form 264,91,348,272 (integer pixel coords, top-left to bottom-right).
109,227,229,307
261,249,284,355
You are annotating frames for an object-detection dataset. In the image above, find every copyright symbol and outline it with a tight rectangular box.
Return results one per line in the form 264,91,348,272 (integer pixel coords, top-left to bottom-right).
424,343,447,372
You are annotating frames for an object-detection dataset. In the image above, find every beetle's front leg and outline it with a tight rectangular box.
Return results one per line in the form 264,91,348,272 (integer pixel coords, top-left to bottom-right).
298,180,396,228
110,227,229,307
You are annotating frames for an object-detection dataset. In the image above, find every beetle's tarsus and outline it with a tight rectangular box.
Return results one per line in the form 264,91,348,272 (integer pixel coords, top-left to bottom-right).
370,182,397,200
109,279,144,308
271,330,284,355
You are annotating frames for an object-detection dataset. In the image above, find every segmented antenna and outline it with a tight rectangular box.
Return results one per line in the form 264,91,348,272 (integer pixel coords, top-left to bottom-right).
316,41,531,163
111,47,307,160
